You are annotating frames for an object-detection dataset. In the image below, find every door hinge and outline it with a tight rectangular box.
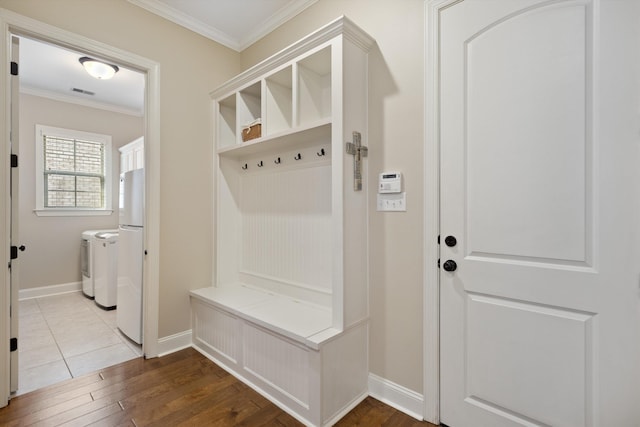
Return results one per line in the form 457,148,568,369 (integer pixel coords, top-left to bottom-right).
11,154,18,168
10,246,18,260
10,338,17,352
10,61,18,76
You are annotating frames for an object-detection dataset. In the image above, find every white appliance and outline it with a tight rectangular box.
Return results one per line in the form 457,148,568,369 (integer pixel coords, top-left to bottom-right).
117,169,144,344
81,229,117,299
93,231,119,310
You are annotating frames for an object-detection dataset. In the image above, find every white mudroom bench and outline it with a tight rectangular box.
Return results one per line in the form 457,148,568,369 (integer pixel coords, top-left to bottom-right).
190,284,369,427
190,15,374,427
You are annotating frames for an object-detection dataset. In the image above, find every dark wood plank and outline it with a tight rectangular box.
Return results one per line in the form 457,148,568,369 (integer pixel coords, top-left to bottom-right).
0,347,197,422
0,348,436,427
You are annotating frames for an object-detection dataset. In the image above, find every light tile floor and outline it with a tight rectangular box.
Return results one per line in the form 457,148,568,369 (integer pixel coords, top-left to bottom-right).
16,291,142,395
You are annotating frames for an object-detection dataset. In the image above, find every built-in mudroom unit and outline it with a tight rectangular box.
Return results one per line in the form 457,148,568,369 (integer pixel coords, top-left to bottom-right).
190,16,374,426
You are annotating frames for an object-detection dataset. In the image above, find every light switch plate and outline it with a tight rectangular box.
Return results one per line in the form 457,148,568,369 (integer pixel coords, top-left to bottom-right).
377,192,406,212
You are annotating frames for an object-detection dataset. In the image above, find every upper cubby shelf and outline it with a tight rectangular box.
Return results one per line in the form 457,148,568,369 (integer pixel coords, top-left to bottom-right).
211,16,375,155
217,118,331,159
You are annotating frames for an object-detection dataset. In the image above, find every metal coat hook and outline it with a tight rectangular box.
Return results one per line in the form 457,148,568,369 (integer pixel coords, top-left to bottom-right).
257,160,264,167
317,148,326,157
294,153,302,160
242,163,248,170
274,157,281,164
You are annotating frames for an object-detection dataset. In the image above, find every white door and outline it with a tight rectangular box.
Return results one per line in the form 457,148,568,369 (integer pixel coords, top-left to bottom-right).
439,1,640,426
9,35,20,394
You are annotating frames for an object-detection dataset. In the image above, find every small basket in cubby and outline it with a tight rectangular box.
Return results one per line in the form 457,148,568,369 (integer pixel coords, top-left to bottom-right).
241,119,262,142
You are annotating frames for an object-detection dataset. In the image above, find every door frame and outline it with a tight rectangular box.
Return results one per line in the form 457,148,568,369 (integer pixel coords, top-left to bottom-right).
0,8,162,406
423,0,459,424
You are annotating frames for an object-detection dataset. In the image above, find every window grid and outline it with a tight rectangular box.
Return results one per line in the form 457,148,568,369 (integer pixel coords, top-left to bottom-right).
43,136,105,208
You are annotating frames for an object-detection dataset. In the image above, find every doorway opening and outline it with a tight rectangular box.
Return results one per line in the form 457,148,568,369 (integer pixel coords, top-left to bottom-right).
12,34,146,395
0,11,162,405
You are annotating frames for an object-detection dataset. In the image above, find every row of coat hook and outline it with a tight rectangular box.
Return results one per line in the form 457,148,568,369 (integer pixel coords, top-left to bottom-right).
240,148,327,170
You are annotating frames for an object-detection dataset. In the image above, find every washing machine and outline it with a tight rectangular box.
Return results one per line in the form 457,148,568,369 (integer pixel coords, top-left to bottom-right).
81,229,117,299
93,231,119,310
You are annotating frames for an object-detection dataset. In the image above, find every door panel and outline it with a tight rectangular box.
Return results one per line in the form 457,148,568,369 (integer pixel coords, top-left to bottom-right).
440,0,640,426
465,2,590,264
466,294,594,427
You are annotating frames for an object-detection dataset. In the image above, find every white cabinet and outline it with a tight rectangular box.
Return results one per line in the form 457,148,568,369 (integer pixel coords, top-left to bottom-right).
190,16,373,426
119,136,144,174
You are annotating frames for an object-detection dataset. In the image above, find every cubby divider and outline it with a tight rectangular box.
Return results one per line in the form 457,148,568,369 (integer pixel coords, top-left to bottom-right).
217,94,236,149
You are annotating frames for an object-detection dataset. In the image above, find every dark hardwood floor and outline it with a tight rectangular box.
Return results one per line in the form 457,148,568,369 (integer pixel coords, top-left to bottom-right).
0,347,436,426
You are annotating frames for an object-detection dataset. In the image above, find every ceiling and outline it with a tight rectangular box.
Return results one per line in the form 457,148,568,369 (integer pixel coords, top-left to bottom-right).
19,37,146,116
128,0,317,52
18,0,317,116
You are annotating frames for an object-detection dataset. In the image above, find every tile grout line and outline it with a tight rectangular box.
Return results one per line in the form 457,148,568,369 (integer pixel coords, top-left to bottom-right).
36,295,76,379
88,297,143,358
19,292,142,394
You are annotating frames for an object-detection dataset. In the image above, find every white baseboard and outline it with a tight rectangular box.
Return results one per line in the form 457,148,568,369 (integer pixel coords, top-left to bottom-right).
323,391,369,426
368,373,424,421
19,281,82,300
157,330,193,356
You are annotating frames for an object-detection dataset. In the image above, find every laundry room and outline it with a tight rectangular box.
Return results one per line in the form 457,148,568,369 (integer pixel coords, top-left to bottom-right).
15,35,146,394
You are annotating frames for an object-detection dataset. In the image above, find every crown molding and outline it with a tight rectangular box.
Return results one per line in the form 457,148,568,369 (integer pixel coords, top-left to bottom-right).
21,85,144,117
238,0,318,50
127,0,317,52
127,0,239,50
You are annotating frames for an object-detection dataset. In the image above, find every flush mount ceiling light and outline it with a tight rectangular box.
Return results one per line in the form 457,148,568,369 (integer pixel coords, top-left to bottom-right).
79,56,119,80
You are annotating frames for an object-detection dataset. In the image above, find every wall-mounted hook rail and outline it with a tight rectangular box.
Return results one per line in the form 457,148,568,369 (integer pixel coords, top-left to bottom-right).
317,148,326,157
295,153,302,160
274,157,281,164
257,160,264,167
242,163,248,170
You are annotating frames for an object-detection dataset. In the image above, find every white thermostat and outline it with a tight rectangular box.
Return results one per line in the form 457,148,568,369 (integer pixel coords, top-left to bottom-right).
379,172,402,193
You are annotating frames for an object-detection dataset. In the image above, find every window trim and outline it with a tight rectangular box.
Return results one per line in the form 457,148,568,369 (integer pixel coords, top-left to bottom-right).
35,124,113,217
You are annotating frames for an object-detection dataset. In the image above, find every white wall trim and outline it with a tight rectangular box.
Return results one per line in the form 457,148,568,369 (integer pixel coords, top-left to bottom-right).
127,0,318,52
423,0,452,424
238,0,319,51
18,282,81,300
157,330,193,357
21,86,143,117
368,373,424,421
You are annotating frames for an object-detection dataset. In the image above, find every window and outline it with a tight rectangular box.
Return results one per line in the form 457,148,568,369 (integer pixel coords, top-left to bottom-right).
35,125,112,216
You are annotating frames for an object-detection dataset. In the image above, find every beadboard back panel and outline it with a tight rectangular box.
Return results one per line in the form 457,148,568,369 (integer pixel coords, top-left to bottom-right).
239,164,332,305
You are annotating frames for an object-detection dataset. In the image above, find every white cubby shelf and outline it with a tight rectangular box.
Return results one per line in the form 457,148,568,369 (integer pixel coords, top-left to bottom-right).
191,16,374,427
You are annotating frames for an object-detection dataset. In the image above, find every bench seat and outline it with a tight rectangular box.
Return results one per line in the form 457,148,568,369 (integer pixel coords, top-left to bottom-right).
190,285,337,349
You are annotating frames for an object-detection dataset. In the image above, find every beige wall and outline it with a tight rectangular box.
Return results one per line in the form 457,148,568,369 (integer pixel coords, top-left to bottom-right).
18,93,143,290
242,0,426,393
2,0,426,396
0,0,242,336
